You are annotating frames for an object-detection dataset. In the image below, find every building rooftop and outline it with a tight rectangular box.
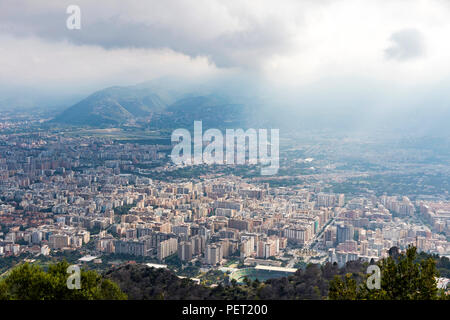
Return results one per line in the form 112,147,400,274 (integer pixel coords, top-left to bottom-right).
254,265,297,273
78,255,98,262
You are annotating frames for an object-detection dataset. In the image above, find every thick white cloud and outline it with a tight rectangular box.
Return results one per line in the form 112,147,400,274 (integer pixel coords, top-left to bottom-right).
260,0,450,90
0,34,228,92
1,0,450,104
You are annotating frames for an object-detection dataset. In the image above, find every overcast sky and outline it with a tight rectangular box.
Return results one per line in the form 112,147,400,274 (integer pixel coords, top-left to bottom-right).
1,0,450,113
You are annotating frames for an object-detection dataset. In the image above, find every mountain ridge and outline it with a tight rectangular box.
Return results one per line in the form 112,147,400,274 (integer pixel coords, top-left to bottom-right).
51,82,248,128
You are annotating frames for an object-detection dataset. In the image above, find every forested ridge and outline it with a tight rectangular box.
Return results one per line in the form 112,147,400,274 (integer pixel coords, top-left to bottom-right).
104,246,449,300
0,246,448,300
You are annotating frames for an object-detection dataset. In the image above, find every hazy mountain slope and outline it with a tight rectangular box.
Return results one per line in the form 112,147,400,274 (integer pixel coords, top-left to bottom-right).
160,94,247,129
53,85,167,125
51,80,250,128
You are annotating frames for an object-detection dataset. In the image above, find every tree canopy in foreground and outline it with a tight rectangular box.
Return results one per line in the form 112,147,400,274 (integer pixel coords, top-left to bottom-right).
0,260,127,300
329,246,449,300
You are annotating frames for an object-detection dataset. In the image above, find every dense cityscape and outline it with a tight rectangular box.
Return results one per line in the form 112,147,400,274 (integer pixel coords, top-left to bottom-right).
1,115,448,291
1,1,450,310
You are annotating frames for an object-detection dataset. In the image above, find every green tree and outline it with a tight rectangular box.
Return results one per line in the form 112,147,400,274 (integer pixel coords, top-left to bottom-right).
329,246,448,300
0,260,127,300
328,273,358,300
